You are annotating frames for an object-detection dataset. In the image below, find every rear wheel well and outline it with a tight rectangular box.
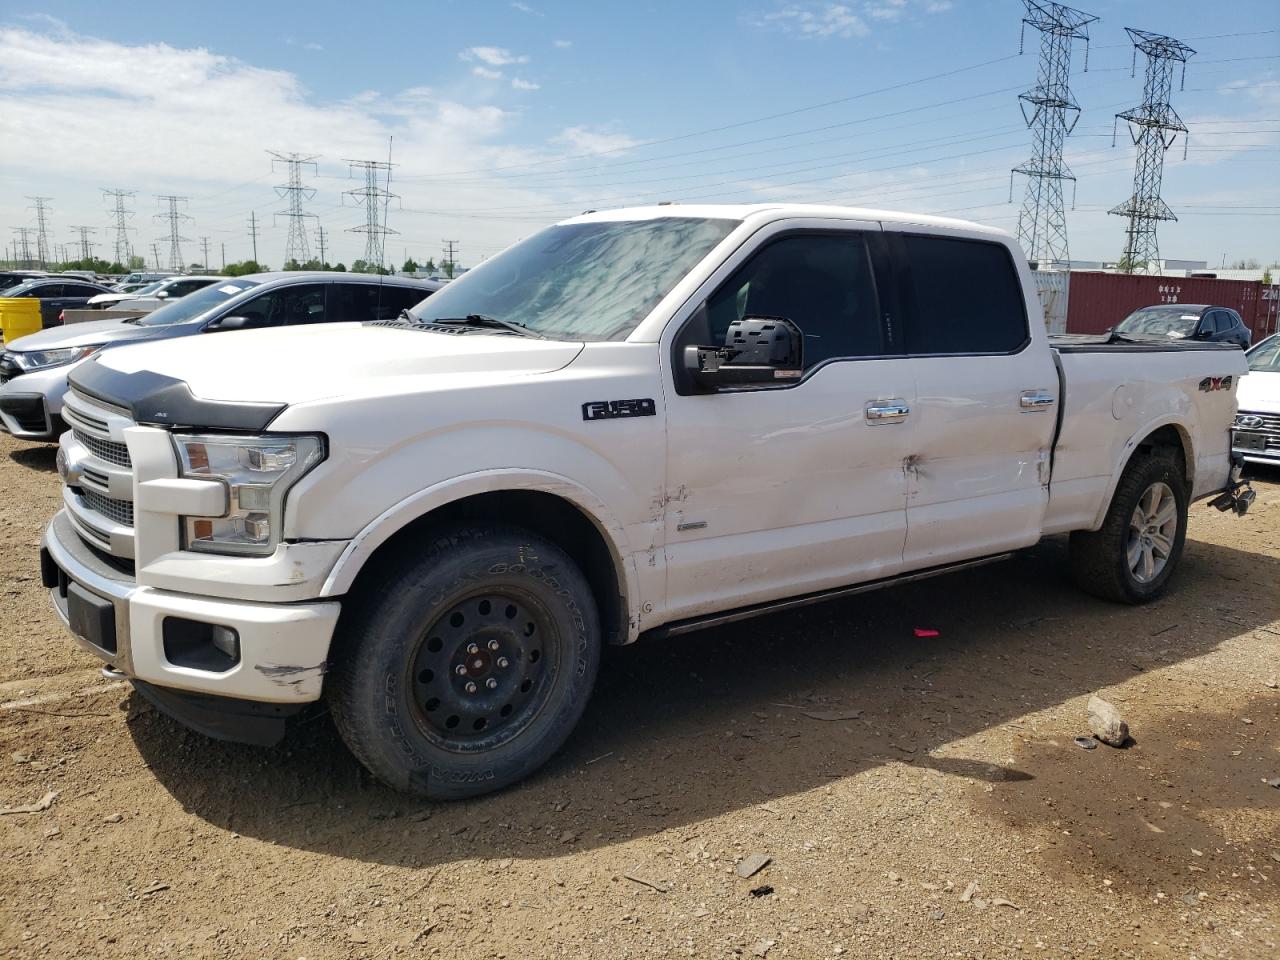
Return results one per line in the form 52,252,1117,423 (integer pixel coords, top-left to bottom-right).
342,491,626,645
1132,425,1191,486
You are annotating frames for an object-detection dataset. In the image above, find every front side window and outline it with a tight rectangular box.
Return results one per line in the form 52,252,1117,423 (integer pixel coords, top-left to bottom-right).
900,235,1028,355
409,217,739,341
230,283,326,327
702,233,884,369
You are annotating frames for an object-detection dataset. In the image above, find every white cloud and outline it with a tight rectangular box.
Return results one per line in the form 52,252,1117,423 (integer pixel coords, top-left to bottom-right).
285,37,325,51
459,46,529,67
510,2,539,13
554,126,641,156
866,0,907,21
0,24,596,265
924,1,953,12
472,66,503,80
746,4,869,39
511,77,540,91
553,39,572,49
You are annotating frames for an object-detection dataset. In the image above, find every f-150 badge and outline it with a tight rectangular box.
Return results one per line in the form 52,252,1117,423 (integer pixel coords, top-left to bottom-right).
582,398,656,421
1198,376,1233,393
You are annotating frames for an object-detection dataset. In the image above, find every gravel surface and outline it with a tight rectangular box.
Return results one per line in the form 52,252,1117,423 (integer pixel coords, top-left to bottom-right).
1,430,1277,959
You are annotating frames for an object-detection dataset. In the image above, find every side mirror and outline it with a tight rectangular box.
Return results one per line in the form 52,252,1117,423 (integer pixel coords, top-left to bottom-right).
684,316,803,390
205,315,257,332
155,290,169,300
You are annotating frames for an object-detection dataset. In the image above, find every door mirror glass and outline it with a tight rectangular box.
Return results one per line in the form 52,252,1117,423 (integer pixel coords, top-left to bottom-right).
155,290,169,300
684,315,804,389
205,314,258,332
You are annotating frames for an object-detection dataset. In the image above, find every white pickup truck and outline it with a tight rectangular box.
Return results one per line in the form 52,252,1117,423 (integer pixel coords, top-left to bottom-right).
41,204,1254,799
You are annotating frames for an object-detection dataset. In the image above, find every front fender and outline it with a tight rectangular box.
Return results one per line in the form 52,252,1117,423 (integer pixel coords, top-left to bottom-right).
318,468,646,641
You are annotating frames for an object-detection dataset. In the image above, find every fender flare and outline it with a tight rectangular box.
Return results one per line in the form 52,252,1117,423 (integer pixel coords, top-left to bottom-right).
318,468,643,640
1088,416,1194,530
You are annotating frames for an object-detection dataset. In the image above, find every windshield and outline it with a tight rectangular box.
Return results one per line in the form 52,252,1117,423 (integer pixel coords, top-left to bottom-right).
1247,336,1280,373
1114,306,1201,338
408,217,739,341
135,279,261,326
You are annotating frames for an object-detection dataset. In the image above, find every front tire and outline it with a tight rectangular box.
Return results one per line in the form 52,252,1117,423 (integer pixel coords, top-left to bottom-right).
328,526,600,800
1070,452,1188,604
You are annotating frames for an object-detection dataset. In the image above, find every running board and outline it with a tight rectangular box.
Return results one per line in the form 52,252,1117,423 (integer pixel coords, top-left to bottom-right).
643,552,1014,641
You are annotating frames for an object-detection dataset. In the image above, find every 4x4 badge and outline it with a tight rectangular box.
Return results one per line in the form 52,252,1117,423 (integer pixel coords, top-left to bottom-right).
1198,376,1232,393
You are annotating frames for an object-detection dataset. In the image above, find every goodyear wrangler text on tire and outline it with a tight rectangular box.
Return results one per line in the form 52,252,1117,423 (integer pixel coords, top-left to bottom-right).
328,525,601,800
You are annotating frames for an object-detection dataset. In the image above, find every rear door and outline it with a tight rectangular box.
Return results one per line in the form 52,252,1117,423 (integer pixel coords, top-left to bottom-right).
893,230,1059,567
662,222,916,620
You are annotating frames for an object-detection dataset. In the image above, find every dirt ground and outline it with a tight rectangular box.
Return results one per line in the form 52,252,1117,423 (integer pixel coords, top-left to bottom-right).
0,430,1277,960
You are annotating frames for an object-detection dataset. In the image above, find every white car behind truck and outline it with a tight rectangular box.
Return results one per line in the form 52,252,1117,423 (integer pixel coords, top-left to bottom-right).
40,204,1254,799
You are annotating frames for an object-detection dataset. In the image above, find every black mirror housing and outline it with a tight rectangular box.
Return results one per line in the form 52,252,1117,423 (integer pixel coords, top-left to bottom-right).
684,315,804,390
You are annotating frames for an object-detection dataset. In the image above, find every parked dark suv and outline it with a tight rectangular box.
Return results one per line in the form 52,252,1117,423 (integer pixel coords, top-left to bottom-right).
1112,303,1252,349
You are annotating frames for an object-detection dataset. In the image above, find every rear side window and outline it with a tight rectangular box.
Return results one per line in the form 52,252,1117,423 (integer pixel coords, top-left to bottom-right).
329,283,427,322
900,235,1028,355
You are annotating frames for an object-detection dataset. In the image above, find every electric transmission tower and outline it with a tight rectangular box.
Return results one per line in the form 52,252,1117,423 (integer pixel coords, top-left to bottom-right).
11,228,35,267
103,189,136,265
1109,28,1195,274
26,196,53,268
315,225,327,267
1010,1,1097,268
269,151,319,265
343,158,398,271
154,195,193,272
70,226,97,262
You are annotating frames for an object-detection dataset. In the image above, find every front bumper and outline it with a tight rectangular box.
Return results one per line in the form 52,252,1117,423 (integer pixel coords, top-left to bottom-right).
41,509,342,711
0,360,73,440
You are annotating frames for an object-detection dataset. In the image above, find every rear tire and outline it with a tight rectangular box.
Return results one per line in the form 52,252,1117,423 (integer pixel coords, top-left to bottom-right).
328,525,600,800
1070,452,1188,604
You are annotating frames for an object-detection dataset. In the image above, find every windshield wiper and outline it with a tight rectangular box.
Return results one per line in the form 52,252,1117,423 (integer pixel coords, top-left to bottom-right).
121,317,143,325
431,314,547,339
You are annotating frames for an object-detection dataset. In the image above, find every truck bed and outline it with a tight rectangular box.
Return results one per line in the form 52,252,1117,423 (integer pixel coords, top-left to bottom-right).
1042,336,1248,537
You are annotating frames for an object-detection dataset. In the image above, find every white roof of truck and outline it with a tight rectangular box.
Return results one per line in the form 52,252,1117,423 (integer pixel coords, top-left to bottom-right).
562,203,1010,238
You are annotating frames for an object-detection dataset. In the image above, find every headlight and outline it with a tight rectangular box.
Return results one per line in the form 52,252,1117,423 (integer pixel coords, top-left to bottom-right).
12,345,102,371
173,434,325,556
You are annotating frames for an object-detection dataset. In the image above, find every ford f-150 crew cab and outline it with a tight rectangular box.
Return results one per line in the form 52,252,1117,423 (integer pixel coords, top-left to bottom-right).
40,204,1254,799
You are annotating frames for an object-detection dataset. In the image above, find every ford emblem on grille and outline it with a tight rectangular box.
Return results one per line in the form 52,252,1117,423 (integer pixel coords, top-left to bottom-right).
1236,414,1265,430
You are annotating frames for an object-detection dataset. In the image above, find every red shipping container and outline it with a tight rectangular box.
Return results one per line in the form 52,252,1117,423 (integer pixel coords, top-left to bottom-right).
1064,272,1276,338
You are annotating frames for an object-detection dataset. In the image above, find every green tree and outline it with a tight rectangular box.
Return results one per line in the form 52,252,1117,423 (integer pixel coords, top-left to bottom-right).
402,257,419,273
332,262,346,272
223,260,267,277
127,254,146,270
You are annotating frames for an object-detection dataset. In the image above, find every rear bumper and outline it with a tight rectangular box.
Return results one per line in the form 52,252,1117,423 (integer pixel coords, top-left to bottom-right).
42,509,342,709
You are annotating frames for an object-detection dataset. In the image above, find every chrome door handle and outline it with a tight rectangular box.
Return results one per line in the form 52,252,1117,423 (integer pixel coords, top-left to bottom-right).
866,400,910,423
1020,390,1056,410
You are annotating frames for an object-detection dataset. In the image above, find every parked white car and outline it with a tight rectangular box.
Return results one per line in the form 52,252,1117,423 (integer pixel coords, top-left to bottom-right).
89,275,225,312
40,204,1253,799
1233,333,1280,466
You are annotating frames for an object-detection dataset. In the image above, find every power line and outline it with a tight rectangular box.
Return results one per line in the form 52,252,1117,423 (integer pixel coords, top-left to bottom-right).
269,150,319,265
154,195,193,272
442,239,459,278
1109,27,1196,273
1010,1,1097,268
200,236,211,271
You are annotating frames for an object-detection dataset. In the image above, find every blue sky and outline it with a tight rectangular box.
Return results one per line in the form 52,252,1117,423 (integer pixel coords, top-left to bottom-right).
1,1,1276,269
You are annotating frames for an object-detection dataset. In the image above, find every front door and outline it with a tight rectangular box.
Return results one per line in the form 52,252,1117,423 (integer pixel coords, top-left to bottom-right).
662,224,915,621
891,231,1059,568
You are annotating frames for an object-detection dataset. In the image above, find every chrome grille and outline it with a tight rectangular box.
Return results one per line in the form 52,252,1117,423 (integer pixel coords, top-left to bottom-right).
82,489,134,527
73,428,131,467
1234,411,1280,434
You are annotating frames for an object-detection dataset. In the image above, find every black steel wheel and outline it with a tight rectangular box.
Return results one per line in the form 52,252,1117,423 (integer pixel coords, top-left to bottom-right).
328,525,600,799
409,591,559,751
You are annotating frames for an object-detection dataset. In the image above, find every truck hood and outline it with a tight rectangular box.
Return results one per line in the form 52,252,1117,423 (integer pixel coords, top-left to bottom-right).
1236,369,1280,414
7,316,171,351
87,322,586,407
